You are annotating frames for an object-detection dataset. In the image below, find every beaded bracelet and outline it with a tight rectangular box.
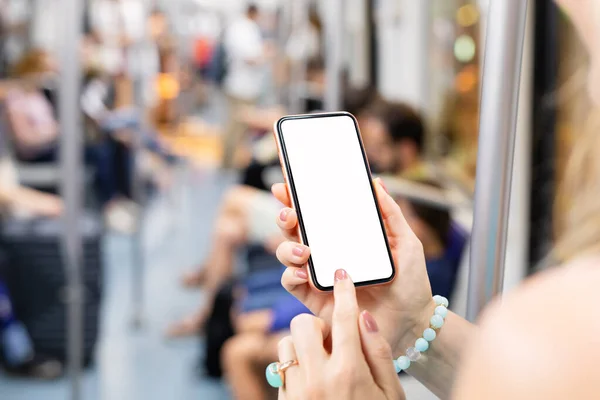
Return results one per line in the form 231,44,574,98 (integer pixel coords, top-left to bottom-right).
393,295,449,373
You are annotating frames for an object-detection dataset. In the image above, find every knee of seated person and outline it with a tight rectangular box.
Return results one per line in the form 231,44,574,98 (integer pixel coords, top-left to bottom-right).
215,216,245,244
222,334,262,369
222,185,257,211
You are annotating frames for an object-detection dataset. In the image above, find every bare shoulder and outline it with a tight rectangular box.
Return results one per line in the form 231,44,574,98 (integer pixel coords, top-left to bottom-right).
453,256,600,399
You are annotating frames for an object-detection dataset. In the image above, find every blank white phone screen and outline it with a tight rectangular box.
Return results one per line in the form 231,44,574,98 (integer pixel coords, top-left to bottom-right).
280,115,394,288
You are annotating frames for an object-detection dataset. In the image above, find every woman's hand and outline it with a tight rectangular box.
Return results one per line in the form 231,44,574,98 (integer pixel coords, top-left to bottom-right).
277,270,405,400
272,178,435,356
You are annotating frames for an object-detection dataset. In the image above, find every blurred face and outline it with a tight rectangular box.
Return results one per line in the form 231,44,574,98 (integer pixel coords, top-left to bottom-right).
556,0,600,104
361,115,395,174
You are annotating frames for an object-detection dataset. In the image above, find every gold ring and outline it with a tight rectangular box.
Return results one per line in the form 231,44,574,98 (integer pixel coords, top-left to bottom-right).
278,359,299,388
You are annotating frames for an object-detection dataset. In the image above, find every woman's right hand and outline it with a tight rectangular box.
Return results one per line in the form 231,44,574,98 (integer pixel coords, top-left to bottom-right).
272,178,436,357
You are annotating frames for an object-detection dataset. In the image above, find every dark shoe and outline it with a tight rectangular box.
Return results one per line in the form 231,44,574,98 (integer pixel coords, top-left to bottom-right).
3,354,64,380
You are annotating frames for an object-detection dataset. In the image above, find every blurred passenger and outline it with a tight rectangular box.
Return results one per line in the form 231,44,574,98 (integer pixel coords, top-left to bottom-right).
221,292,310,400
221,3,265,169
0,118,62,218
394,180,462,299
285,5,322,66
4,50,60,163
89,0,127,77
154,42,180,126
118,0,153,107
362,101,431,178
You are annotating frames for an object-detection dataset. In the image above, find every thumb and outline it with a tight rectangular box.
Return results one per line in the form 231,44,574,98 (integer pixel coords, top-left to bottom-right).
359,310,404,396
374,178,412,241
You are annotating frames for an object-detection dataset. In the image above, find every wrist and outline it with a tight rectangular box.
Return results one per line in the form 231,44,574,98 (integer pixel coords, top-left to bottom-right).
394,299,437,358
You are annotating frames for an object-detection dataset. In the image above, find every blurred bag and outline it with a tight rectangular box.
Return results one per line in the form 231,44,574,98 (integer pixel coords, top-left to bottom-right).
1,213,104,366
202,279,235,378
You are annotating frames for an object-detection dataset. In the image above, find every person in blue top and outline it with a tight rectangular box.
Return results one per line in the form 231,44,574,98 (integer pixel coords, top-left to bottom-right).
393,179,466,301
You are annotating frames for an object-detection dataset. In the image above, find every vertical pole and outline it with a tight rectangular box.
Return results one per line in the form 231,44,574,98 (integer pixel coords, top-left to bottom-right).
277,0,292,106
323,0,345,111
59,0,84,397
288,0,309,114
466,0,529,322
130,3,147,330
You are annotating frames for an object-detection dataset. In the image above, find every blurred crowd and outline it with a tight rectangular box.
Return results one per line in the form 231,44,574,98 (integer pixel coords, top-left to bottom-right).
0,1,469,398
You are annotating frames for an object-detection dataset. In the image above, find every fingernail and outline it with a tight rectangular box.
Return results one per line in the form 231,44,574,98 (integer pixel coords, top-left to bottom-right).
292,246,305,257
280,209,289,221
378,178,389,194
295,269,308,279
334,269,348,282
362,310,379,333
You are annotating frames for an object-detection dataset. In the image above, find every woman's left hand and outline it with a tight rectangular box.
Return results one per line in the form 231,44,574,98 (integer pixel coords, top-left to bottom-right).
276,269,405,400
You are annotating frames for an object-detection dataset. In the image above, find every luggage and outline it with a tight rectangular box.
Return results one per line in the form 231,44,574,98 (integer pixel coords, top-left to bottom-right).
1,213,104,366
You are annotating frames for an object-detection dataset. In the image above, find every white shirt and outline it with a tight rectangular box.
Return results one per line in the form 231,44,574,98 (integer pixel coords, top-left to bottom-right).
81,79,110,121
285,25,320,63
223,16,264,100
90,0,124,74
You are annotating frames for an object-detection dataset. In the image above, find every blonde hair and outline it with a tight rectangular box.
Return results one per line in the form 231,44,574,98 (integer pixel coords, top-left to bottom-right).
552,65,600,262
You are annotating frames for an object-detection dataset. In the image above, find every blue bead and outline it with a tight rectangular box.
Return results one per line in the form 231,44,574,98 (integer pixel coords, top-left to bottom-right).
396,356,411,371
433,295,449,307
266,362,283,388
393,359,402,373
423,328,436,342
430,314,444,329
415,338,429,352
434,305,448,318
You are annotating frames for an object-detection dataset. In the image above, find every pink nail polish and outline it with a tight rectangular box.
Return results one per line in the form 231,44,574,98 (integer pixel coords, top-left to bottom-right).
362,311,379,333
292,246,305,257
334,269,347,282
295,269,308,279
279,209,289,221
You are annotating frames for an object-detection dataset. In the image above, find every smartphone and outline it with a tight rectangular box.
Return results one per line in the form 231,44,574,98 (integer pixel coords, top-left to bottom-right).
274,112,395,291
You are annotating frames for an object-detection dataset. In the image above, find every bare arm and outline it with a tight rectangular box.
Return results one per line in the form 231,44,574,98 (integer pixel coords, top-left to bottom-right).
0,185,63,217
399,306,475,399
453,259,600,399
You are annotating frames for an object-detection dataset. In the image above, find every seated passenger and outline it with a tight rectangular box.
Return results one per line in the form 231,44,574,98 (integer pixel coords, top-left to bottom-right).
221,291,310,400
4,49,60,163
362,101,433,179
0,125,62,218
394,179,462,299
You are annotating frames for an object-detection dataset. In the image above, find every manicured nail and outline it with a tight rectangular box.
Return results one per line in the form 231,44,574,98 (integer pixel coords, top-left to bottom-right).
295,269,308,280
292,246,305,257
280,209,289,221
362,310,379,333
378,178,389,194
334,269,348,282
